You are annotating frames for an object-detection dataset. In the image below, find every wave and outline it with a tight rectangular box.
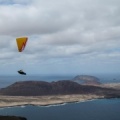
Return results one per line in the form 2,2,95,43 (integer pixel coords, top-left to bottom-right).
20,105,26,108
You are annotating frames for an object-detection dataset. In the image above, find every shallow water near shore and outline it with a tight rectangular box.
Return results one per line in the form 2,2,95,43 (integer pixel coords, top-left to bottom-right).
0,99,120,120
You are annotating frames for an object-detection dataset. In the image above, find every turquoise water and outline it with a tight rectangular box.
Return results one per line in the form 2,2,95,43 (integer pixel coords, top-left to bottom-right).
0,99,120,120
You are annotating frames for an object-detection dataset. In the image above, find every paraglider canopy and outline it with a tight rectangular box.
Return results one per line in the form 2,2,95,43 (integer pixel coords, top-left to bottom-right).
16,37,28,52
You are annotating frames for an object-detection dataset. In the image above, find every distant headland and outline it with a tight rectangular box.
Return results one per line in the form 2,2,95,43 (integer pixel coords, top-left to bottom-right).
72,75,101,85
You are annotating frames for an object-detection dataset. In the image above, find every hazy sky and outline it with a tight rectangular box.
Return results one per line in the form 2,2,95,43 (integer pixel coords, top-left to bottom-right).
0,0,120,75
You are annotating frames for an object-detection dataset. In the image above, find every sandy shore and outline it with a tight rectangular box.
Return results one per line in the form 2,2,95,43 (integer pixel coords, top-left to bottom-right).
101,83,120,90
0,94,104,108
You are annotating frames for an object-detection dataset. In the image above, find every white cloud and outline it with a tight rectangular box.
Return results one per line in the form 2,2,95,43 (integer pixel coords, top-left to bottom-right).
0,0,120,74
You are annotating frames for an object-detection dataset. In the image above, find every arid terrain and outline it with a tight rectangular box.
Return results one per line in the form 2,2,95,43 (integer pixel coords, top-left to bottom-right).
0,94,104,108
101,83,120,90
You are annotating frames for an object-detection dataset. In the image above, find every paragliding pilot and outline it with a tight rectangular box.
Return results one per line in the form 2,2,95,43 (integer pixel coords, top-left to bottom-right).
18,70,26,75
16,37,28,76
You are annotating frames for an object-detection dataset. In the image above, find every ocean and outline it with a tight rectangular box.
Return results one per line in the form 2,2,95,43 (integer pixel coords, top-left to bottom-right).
0,74,74,88
0,73,120,88
0,73,120,120
0,99,120,120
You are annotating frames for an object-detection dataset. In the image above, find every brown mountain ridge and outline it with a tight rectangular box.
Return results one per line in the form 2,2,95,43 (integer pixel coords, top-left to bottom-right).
0,80,120,98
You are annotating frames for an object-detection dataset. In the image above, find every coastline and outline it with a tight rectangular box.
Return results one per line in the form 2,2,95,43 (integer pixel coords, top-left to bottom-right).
0,94,104,108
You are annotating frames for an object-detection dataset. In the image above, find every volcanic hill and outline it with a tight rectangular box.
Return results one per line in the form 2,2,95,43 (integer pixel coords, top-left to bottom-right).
0,80,120,98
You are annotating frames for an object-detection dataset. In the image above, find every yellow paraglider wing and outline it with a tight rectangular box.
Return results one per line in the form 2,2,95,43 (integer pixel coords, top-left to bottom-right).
16,37,28,52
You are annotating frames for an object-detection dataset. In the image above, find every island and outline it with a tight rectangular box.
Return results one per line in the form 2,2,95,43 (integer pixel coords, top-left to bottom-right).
0,76,120,108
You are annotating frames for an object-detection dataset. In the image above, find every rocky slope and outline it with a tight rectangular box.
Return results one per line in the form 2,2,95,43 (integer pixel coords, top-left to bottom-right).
73,75,101,85
0,80,120,98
